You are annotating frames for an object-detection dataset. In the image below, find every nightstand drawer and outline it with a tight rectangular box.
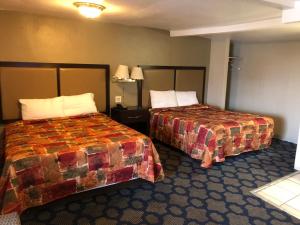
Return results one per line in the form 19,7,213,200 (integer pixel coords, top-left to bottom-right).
119,110,148,123
111,107,149,134
111,107,149,124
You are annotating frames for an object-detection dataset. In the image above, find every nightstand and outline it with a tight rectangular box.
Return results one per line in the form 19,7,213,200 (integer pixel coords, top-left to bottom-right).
111,106,149,134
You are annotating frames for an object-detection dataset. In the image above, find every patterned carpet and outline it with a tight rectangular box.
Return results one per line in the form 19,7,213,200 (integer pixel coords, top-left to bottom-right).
20,139,300,225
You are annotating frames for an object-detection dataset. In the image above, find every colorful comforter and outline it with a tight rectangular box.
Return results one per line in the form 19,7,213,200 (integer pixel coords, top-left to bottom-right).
150,104,274,168
0,113,164,214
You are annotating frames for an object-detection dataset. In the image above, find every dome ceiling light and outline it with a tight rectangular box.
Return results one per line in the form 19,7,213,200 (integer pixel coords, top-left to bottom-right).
73,2,106,19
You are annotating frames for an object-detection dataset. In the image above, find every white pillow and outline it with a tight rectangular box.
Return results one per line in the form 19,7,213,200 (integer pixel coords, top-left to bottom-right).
150,90,178,108
19,97,64,120
176,91,199,106
62,93,98,116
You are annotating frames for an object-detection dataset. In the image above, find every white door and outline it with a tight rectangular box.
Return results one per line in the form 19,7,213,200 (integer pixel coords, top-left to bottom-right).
295,127,300,170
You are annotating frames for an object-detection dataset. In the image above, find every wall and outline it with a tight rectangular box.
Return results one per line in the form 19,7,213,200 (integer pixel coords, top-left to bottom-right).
0,11,211,107
229,41,300,143
207,37,230,109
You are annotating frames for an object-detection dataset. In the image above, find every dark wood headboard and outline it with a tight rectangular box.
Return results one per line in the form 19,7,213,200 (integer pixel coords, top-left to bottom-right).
138,65,206,107
0,61,110,122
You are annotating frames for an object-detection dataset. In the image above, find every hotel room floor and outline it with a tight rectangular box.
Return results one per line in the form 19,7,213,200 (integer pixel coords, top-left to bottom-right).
20,139,300,225
252,171,300,220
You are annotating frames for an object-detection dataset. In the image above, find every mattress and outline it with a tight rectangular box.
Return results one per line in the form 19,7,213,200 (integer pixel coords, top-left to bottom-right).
150,104,274,168
0,113,164,214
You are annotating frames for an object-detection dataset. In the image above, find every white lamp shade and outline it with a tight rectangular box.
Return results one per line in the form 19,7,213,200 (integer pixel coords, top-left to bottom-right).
131,67,144,80
114,65,129,79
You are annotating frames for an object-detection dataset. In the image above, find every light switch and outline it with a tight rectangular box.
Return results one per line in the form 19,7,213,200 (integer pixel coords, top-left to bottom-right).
115,96,122,103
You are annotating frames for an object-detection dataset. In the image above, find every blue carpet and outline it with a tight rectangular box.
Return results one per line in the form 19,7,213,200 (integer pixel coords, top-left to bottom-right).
21,139,300,225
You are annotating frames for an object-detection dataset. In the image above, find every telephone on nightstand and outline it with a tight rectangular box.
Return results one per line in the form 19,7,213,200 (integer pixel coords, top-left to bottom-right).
116,103,127,110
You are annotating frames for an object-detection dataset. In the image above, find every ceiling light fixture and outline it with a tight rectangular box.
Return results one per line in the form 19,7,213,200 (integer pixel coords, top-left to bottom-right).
73,2,105,19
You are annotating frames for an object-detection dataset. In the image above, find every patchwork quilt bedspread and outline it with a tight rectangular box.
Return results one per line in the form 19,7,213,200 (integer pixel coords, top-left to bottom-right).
0,113,164,214
150,104,274,168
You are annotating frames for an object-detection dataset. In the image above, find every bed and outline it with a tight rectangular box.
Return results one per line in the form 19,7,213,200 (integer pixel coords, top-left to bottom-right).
139,65,274,168
150,104,274,168
0,62,164,215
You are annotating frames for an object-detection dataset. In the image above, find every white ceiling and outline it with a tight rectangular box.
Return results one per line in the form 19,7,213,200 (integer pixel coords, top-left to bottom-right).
230,22,300,42
0,0,300,42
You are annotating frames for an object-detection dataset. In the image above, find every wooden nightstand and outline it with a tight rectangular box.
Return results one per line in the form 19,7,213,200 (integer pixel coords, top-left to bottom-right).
111,106,149,134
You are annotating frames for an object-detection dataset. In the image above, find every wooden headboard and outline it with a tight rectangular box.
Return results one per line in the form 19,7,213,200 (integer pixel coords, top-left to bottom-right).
139,65,206,107
0,62,110,122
